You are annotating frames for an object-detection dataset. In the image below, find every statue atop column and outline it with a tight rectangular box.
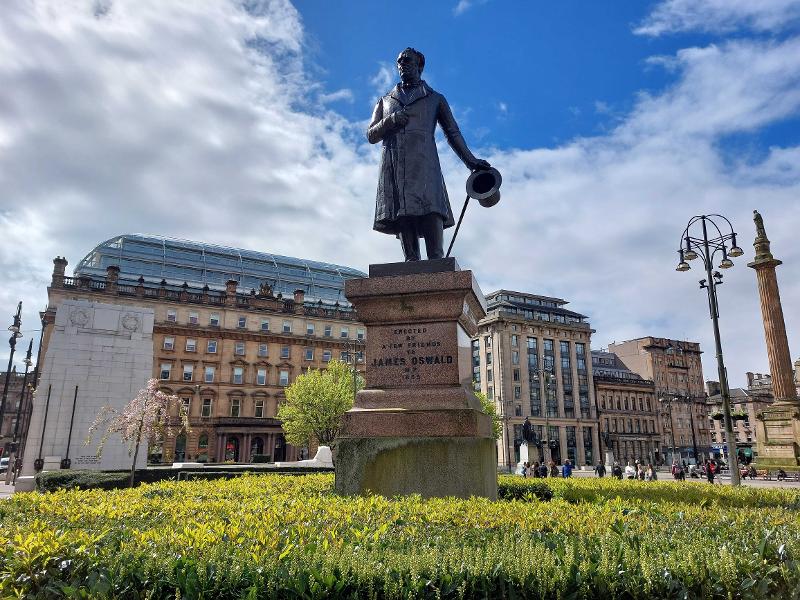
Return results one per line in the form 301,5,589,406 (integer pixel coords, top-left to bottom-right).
367,48,490,261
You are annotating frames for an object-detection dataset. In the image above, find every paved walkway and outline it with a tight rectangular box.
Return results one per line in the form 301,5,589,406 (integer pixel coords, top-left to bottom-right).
0,484,16,499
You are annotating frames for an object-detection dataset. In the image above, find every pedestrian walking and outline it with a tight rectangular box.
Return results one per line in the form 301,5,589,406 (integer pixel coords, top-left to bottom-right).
646,463,657,481
594,462,606,477
539,462,548,478
562,459,574,478
549,461,559,478
706,459,716,484
612,462,623,480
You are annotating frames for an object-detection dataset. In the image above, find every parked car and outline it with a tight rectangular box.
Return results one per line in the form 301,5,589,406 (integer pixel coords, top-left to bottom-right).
0,457,8,474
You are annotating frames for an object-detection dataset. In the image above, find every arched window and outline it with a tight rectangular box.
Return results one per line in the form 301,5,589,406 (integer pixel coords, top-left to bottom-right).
225,436,240,462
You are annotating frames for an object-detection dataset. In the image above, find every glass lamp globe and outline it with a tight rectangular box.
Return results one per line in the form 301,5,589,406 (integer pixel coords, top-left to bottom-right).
676,261,691,272
719,258,734,269
728,245,744,257
684,248,698,261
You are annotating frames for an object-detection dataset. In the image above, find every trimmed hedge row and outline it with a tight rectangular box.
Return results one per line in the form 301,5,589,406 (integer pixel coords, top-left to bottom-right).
35,466,333,492
3,474,799,598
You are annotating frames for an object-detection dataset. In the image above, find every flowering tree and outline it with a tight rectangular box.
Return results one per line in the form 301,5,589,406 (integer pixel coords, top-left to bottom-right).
86,378,188,487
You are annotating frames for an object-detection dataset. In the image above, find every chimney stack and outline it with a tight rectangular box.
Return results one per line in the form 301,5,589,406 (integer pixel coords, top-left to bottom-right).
51,256,68,288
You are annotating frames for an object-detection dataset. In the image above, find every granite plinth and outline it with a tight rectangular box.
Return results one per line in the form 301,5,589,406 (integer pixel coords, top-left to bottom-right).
336,265,496,499
335,436,497,500
369,257,459,278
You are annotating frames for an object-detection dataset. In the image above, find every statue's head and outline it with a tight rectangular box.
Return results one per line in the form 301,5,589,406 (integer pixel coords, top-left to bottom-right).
397,47,424,84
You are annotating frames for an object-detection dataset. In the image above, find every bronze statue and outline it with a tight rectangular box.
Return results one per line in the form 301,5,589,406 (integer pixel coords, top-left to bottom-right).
368,48,490,261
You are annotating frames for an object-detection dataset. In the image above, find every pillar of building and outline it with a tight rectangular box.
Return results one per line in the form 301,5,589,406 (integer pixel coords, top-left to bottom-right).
748,210,800,468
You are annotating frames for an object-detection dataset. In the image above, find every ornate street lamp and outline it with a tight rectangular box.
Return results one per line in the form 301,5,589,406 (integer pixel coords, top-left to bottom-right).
0,302,23,443
675,215,742,485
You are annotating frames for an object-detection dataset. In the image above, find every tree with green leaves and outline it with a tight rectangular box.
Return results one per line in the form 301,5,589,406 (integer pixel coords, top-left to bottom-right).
474,389,502,440
278,359,362,450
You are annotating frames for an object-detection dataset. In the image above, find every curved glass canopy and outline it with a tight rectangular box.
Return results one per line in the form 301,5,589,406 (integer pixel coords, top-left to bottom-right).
75,234,366,306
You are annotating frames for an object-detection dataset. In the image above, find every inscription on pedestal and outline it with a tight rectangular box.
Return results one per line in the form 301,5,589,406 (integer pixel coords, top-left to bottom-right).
367,322,458,388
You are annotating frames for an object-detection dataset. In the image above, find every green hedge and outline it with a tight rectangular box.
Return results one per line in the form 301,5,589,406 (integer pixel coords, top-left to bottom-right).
4,474,799,598
35,466,332,492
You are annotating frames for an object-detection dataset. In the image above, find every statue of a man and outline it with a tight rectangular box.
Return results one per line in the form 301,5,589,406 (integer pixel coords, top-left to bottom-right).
367,48,490,261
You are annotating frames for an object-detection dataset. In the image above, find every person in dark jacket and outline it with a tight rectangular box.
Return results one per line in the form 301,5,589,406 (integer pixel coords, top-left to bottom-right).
367,48,490,261
594,462,606,477
612,463,623,480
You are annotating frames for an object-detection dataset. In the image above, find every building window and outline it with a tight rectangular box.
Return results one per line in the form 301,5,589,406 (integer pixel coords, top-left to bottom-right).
202,398,212,417
207,340,217,353
160,363,172,380
233,367,244,384
185,338,197,352
237,316,247,329
512,351,519,365
255,399,264,418
163,336,175,351
485,336,492,348
487,386,494,400
209,313,220,327
279,370,289,386
189,311,199,325
340,327,349,339
514,404,522,417
230,398,240,417
486,352,493,365
514,386,521,399
183,364,193,382
583,427,593,465
260,318,270,332
566,426,577,463
281,346,290,359
181,396,191,415
258,343,268,357
487,369,493,382
511,334,518,347
307,322,315,335
283,320,292,333
324,325,332,337
235,342,245,356
357,328,365,340
167,309,177,323
204,366,215,383
322,350,332,362
257,368,267,386
304,348,314,361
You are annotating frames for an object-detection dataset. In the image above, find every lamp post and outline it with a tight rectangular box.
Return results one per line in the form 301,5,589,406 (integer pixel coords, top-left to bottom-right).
0,302,23,447
5,340,32,484
659,396,678,465
531,368,556,465
675,214,743,485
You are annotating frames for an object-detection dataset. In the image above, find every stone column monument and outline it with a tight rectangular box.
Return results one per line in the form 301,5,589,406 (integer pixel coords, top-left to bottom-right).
747,210,800,468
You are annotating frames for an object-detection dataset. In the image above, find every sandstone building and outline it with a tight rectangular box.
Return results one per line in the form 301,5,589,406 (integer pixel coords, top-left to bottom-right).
473,290,598,468
591,351,661,465
37,234,365,464
608,337,711,464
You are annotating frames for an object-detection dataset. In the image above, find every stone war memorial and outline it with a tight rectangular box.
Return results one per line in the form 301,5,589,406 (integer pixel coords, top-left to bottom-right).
334,47,500,499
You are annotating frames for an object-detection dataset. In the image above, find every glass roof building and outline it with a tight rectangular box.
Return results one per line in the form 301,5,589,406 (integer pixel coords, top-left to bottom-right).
75,234,366,306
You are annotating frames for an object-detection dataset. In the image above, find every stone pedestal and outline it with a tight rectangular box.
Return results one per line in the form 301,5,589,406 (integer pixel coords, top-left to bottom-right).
335,258,497,499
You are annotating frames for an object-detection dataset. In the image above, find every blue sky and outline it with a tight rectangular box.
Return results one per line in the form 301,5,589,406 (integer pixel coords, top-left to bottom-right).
1,0,799,388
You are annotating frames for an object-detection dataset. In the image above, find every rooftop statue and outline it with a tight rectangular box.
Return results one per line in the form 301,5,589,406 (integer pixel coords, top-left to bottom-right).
367,48,490,261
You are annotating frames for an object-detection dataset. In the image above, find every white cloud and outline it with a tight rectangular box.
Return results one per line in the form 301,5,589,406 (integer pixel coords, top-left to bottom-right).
453,0,489,17
318,88,354,104
369,62,394,100
0,0,799,391
636,0,800,36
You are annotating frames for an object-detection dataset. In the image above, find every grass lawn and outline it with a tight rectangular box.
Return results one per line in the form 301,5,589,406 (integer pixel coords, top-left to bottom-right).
1,474,799,598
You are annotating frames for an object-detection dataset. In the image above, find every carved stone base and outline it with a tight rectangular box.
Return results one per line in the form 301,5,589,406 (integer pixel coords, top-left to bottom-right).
755,403,800,468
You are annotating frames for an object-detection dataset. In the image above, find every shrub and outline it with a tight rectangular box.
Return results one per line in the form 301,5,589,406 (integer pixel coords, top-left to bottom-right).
4,474,800,598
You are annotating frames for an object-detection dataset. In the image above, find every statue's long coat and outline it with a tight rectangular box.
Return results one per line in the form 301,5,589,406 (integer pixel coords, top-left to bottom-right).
367,81,477,235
